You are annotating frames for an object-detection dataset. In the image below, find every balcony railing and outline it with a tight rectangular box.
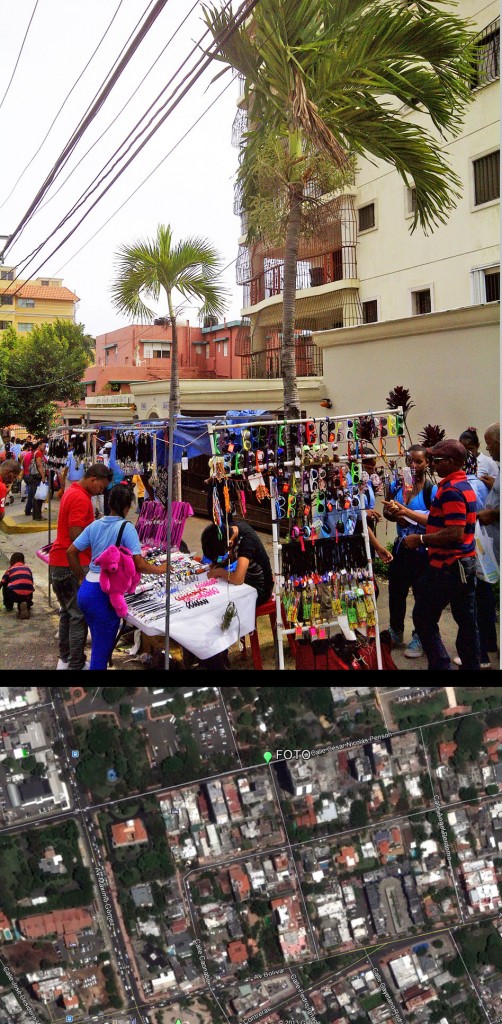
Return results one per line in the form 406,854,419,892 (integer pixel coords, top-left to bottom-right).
472,18,500,89
242,340,323,379
242,250,356,307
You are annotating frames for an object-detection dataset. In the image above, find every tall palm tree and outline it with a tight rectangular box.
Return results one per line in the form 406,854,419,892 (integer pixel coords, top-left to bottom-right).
203,0,475,417
111,223,227,497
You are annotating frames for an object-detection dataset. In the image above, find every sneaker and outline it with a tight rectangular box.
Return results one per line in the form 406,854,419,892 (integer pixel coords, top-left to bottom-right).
404,633,424,658
388,627,404,648
453,656,491,669
56,658,69,670
18,601,30,620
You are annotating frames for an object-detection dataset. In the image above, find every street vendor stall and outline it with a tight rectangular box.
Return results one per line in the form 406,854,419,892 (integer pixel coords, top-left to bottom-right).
41,407,405,671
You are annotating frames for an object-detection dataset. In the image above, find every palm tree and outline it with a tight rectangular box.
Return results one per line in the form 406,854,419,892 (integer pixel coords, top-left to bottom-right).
203,0,475,417
111,223,227,497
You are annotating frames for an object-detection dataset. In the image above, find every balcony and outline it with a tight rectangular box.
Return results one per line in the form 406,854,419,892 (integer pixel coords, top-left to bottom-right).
241,336,323,379
242,250,355,308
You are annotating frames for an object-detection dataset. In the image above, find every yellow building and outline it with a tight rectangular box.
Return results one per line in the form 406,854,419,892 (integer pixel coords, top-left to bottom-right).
0,266,78,333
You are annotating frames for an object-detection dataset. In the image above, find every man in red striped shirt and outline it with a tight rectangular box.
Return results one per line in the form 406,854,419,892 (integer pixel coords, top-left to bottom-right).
402,439,479,671
1,552,34,620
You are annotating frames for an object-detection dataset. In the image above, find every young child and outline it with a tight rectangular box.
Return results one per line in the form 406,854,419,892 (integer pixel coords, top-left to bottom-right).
131,473,145,512
1,551,34,619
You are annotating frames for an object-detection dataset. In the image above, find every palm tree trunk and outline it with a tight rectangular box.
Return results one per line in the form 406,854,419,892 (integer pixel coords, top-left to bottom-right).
281,181,302,420
167,291,182,501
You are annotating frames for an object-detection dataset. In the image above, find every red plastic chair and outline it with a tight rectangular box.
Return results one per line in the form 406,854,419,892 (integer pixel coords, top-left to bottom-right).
241,596,296,670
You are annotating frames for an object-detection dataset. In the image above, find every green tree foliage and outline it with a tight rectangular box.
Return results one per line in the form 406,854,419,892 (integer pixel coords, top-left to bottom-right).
453,715,484,762
0,321,94,432
204,0,476,417
349,799,368,828
111,225,227,499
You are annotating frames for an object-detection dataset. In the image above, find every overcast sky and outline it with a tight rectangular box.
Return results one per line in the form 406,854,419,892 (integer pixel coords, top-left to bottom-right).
0,0,244,336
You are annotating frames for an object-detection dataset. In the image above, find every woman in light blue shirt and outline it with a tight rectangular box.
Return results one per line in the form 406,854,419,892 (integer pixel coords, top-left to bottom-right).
66,484,166,670
382,445,437,659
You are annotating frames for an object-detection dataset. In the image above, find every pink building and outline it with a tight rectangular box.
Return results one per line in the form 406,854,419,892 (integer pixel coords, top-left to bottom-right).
85,319,245,396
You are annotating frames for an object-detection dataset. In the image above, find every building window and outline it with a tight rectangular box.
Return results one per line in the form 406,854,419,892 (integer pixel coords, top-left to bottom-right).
144,342,170,359
105,346,117,365
473,151,500,206
17,298,35,308
485,268,500,302
0,295,13,306
1,270,13,280
217,343,221,354
471,264,500,303
205,346,210,358
41,280,49,286
195,345,202,355
358,203,376,232
405,187,416,217
18,322,34,332
362,299,378,323
223,342,228,357
472,19,500,89
412,288,432,315
0,320,11,330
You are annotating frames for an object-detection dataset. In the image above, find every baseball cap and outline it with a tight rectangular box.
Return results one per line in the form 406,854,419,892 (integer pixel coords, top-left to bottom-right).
426,439,466,464
102,442,112,450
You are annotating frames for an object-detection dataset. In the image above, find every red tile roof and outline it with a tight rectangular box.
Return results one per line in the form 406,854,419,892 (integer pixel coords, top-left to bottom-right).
0,283,78,301
228,940,248,964
111,819,148,846
19,907,92,940
485,727,502,744
439,741,458,762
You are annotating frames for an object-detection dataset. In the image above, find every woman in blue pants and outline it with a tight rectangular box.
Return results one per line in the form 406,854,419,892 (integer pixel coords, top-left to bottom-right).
66,484,166,670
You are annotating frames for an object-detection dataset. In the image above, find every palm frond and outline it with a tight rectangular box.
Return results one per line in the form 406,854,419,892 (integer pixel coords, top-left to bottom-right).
386,386,415,417
418,424,446,447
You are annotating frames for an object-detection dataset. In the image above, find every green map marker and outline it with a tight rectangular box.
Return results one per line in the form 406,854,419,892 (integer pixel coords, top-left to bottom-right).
175,1019,182,1024
263,751,273,764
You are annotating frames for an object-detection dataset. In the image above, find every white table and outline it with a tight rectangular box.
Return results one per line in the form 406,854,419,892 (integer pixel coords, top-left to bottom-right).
126,580,257,660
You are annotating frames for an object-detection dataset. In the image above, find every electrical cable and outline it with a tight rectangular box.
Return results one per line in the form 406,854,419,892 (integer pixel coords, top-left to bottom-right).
55,74,236,276
1,0,168,258
0,0,40,114
35,0,201,218
0,0,127,212
7,0,260,288
13,0,240,275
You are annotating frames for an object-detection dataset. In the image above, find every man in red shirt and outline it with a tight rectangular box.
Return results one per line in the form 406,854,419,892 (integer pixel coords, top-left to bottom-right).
49,463,112,670
402,439,479,671
0,460,22,520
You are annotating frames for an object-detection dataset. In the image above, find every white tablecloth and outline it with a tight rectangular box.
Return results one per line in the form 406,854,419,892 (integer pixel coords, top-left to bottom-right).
126,581,257,660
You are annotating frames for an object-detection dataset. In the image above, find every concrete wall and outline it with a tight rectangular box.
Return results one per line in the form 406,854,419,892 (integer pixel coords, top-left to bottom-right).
314,303,499,440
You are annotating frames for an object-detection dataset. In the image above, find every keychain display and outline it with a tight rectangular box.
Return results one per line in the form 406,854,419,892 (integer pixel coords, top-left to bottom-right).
209,411,405,671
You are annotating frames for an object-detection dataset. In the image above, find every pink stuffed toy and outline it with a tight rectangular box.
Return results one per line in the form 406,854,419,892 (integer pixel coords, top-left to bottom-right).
94,545,141,618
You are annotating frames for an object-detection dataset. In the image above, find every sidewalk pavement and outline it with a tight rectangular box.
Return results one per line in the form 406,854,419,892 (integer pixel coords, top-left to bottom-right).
0,491,498,673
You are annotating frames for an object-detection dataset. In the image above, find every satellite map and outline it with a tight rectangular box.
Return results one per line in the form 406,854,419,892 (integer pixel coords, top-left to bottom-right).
0,687,501,1024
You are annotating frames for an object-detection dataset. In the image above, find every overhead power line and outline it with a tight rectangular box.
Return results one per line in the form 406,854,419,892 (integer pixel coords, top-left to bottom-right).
0,0,40,114
0,0,127,212
54,77,237,278
1,0,169,259
36,0,201,218
11,0,258,286
14,0,236,274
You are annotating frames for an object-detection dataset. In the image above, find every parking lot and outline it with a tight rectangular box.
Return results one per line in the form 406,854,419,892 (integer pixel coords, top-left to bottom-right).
187,702,234,759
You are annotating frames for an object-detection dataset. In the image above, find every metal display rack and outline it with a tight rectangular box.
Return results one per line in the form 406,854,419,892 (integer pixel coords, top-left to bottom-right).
208,409,405,671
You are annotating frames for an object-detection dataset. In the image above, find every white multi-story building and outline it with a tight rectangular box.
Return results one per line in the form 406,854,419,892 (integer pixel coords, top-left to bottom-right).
234,1,499,433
